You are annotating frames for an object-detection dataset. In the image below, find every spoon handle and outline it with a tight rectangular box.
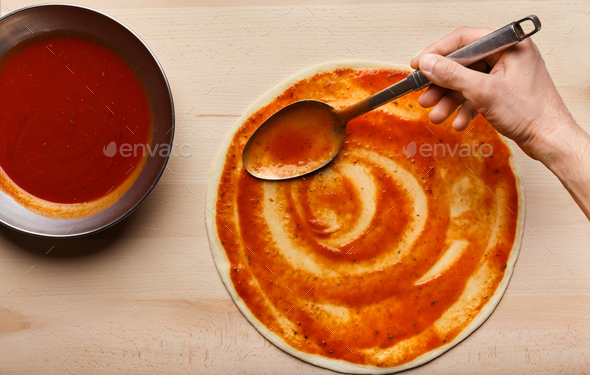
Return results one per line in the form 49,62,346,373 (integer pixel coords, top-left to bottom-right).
337,15,541,122
407,15,541,91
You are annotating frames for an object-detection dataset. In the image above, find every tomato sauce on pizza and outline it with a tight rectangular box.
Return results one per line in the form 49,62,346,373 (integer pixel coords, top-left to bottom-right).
210,66,522,370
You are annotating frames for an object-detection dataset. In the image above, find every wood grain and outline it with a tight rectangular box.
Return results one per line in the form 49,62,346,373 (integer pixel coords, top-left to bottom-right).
1,1,589,374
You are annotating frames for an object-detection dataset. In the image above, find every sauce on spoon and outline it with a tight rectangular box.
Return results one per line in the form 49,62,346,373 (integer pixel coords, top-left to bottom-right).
242,100,343,179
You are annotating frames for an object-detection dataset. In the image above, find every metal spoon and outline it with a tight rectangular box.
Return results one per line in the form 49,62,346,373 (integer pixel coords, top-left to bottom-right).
242,15,541,180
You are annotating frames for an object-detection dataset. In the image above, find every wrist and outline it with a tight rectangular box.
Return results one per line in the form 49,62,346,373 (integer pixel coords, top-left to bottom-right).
531,119,590,181
530,119,590,220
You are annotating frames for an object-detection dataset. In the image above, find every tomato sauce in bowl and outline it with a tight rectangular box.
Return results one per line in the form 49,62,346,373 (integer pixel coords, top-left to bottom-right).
0,35,151,210
0,4,173,237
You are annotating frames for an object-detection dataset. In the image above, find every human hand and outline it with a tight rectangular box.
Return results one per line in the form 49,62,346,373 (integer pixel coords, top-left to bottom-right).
410,26,576,158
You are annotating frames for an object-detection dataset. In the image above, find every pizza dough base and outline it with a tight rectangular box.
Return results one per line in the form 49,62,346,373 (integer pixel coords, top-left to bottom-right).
205,61,525,374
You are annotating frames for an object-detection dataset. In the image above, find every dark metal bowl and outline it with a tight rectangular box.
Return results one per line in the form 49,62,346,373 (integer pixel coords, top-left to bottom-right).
0,4,174,237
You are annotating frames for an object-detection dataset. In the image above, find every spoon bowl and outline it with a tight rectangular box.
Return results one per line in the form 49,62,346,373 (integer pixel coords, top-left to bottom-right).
242,100,345,180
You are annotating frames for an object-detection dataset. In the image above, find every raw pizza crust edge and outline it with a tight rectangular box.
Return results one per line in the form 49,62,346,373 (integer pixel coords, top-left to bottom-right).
205,61,525,374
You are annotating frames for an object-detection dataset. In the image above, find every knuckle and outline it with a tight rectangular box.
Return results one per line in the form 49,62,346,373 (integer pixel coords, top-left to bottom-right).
521,39,542,59
520,38,533,48
454,26,471,42
517,38,537,56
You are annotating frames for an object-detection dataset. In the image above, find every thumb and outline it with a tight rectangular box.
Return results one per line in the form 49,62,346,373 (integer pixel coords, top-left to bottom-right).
419,54,488,97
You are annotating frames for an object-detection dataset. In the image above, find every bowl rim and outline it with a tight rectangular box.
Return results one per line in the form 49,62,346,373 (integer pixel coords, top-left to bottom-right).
0,3,175,238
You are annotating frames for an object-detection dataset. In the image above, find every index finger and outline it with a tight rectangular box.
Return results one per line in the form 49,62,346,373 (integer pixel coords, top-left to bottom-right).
410,26,494,69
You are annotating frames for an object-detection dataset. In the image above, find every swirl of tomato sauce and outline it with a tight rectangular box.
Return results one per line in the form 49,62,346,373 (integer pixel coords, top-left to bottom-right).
213,68,520,368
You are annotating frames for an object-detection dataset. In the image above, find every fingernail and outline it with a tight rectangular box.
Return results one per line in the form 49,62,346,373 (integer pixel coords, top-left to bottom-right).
419,54,438,75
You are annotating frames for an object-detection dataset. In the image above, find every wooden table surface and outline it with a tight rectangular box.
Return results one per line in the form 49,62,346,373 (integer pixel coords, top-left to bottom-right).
1,1,589,374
